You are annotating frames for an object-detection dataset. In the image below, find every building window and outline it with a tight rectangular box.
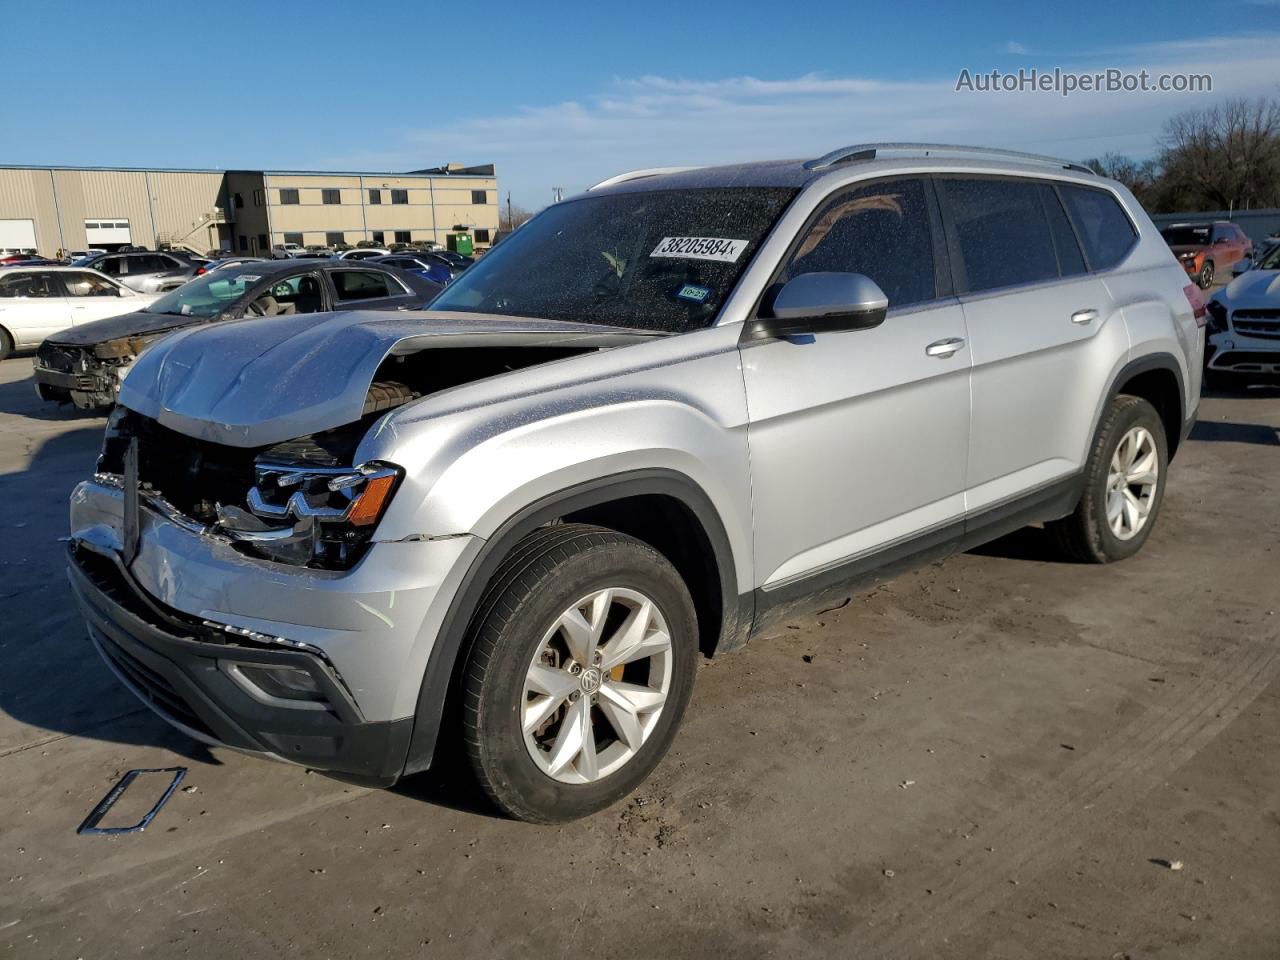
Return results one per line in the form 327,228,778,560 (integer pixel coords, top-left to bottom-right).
391,189,408,205
283,232,304,246
471,190,487,205
279,188,300,205
322,189,341,205
238,235,248,252
253,189,264,206
394,231,411,243
368,189,382,205
474,229,491,243
371,231,385,244
326,231,344,246
233,193,244,209
258,233,269,250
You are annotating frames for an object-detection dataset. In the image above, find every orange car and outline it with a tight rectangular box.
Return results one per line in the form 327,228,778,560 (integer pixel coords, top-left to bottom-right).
1160,220,1252,289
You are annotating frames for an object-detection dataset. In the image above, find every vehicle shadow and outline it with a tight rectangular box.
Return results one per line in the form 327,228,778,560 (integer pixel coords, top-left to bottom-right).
0,422,219,765
966,525,1074,564
1189,420,1280,447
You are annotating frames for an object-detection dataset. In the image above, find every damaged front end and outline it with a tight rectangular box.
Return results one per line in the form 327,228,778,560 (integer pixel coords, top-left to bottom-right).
34,335,150,409
97,403,410,570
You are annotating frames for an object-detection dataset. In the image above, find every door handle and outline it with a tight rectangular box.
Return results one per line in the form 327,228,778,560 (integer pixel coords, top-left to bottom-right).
925,337,965,358
1071,309,1098,325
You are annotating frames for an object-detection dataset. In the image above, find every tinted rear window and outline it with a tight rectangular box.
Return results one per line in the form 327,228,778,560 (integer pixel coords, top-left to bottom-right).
1059,185,1137,271
937,178,1060,293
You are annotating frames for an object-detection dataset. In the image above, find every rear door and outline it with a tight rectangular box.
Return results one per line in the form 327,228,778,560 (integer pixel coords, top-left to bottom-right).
0,270,73,346
325,268,417,310
936,176,1125,515
740,176,972,591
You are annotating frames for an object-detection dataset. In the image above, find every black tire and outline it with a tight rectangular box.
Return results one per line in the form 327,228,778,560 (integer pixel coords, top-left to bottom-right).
1048,395,1168,563
361,381,419,416
1198,261,1214,289
460,523,698,823
0,327,13,362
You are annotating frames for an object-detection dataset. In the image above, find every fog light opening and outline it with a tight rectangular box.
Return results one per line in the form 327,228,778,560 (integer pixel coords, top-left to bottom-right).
227,663,329,709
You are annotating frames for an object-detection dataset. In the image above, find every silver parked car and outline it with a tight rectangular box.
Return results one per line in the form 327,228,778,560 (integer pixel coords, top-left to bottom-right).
73,250,200,293
66,144,1203,822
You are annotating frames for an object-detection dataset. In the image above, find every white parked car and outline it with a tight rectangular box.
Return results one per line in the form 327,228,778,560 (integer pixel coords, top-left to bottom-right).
0,266,159,359
272,243,306,259
1206,241,1280,389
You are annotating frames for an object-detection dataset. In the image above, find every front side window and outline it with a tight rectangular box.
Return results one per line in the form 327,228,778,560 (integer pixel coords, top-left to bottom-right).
279,188,300,205
322,189,341,205
332,270,398,301
391,189,408,205
937,177,1060,293
97,257,123,276
62,272,120,297
781,177,935,308
1059,185,1137,272
432,187,798,333
0,272,59,297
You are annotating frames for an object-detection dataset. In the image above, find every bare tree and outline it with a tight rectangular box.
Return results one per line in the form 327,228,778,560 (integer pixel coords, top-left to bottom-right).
501,202,535,232
1158,97,1280,210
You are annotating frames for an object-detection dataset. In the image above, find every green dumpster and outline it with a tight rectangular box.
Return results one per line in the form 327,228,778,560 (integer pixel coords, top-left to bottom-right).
447,233,474,255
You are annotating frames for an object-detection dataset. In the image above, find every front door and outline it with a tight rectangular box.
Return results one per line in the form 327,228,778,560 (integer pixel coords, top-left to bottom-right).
740,176,971,592
0,270,73,347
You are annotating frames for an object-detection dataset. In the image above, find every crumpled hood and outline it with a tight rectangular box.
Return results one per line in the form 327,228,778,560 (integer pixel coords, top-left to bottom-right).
118,309,660,447
43,307,193,346
1216,268,1280,307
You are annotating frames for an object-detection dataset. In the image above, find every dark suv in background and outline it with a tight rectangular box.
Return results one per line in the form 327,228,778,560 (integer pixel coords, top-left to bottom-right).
1160,221,1252,289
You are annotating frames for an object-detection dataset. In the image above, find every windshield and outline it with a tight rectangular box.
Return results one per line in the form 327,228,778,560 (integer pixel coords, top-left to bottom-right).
430,187,798,332
145,269,267,317
1160,225,1210,246
1255,242,1280,271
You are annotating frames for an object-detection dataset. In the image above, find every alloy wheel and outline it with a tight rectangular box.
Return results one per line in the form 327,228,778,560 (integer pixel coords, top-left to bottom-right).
1105,425,1159,541
522,587,673,784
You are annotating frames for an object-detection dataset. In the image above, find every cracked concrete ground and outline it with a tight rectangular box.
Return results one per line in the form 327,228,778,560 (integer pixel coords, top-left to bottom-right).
0,355,1277,959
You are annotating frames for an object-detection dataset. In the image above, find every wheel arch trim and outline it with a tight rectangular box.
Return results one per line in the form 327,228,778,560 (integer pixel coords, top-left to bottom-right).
398,467,747,775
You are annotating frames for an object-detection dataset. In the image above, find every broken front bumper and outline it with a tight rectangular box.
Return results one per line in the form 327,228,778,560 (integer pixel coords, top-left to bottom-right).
68,479,477,782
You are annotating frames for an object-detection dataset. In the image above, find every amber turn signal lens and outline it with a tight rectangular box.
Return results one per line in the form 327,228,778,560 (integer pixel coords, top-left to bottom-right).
347,474,397,526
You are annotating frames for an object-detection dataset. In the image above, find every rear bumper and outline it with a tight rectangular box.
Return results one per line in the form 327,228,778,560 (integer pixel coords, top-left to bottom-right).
69,544,413,784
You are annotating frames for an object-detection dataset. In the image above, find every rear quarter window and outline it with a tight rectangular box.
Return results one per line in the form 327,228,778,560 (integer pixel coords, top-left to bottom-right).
1058,185,1137,272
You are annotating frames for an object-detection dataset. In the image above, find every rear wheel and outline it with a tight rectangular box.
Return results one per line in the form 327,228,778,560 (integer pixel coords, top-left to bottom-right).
1049,395,1167,563
460,524,697,823
0,327,13,362
1198,261,1215,289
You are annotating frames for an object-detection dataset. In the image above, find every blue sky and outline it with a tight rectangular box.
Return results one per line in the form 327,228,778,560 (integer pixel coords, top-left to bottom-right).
2,1,1278,208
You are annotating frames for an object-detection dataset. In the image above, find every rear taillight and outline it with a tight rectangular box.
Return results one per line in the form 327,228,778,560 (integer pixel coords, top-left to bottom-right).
1182,283,1207,327
195,267,207,276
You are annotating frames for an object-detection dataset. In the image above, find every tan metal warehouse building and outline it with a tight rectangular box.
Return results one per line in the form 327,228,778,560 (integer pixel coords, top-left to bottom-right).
0,162,498,258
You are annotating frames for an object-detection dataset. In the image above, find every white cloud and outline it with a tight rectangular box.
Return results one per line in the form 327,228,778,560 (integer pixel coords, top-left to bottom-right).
1004,41,1031,55
322,33,1280,209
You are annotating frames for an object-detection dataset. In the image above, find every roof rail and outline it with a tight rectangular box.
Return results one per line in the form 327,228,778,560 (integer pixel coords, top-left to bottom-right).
588,166,703,191
803,143,1094,175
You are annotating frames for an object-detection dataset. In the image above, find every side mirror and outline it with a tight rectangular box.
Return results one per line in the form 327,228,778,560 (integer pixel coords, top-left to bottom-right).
744,272,888,340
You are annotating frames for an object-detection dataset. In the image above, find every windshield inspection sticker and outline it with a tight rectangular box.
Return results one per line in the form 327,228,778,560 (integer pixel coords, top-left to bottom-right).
650,237,748,263
676,284,713,304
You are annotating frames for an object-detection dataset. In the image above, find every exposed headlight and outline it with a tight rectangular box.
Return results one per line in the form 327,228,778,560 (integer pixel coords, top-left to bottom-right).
1205,300,1228,334
221,459,403,568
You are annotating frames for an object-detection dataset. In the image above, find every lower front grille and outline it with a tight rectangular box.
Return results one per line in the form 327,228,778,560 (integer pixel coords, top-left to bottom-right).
1213,350,1280,369
96,630,214,738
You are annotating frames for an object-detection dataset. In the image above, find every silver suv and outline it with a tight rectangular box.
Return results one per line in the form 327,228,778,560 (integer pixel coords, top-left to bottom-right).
67,144,1204,822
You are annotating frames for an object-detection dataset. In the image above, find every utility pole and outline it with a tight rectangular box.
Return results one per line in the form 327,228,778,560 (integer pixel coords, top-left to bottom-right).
506,190,512,230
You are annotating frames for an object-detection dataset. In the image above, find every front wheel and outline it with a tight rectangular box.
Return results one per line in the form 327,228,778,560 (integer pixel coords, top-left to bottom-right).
1049,395,1168,563
461,524,698,823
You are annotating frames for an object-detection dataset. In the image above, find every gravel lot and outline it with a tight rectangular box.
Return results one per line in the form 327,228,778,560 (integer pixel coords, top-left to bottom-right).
1,353,1277,959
